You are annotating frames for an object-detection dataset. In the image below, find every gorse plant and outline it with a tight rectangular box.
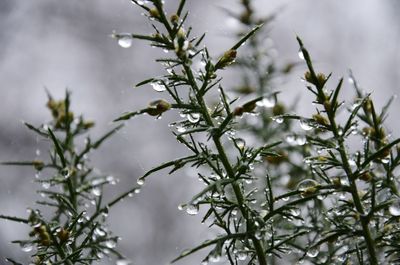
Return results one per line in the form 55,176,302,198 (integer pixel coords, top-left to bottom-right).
112,0,400,264
0,92,137,265
2,0,400,265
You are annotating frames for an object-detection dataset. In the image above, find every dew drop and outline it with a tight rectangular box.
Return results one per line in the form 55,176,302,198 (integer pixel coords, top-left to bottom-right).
20,242,33,252
42,182,50,189
176,125,186,133
137,179,144,186
296,135,307,146
237,251,247,260
298,50,305,60
306,247,319,258
151,81,166,92
236,138,246,149
187,113,200,123
285,134,296,144
91,187,101,197
209,254,220,263
389,198,400,216
186,204,199,215
381,156,390,164
116,259,132,265
297,179,319,197
290,208,301,217
134,188,141,194
263,94,277,108
105,240,117,249
117,35,133,48
61,167,71,179
272,116,284,124
299,119,313,131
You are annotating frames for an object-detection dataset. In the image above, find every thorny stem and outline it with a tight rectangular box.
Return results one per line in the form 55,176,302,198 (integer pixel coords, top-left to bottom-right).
298,38,378,264
149,0,267,261
183,64,268,264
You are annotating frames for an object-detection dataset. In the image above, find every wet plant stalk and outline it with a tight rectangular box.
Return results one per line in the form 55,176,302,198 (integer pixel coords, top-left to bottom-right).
298,38,378,264
186,65,268,265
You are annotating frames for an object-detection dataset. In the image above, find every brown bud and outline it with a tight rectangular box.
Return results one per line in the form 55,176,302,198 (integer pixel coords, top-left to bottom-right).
149,8,160,19
312,114,329,127
323,100,331,112
40,231,51,246
272,103,285,116
170,14,179,25
362,127,375,137
358,172,372,182
33,160,44,171
146,99,171,116
264,151,287,165
332,177,341,188
316,73,326,85
301,187,318,197
242,100,256,113
235,85,255,95
304,71,313,83
83,120,95,129
282,63,295,74
57,228,70,243
217,49,237,69
304,71,326,86
34,225,47,236
233,106,244,117
240,10,251,24
363,98,373,113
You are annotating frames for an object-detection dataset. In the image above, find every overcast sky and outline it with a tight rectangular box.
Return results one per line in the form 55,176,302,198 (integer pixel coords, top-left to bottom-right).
0,1,399,264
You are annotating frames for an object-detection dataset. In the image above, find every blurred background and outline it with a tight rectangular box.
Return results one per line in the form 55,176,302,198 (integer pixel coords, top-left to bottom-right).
0,0,399,264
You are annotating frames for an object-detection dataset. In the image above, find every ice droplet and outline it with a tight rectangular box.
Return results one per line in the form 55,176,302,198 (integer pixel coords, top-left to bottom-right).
117,34,133,48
